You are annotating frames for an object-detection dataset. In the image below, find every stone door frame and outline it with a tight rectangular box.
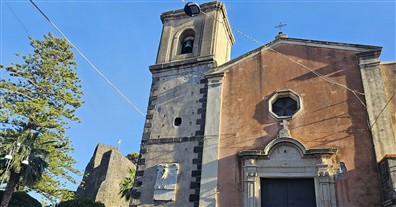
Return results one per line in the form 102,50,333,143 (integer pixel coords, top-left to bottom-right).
239,137,338,207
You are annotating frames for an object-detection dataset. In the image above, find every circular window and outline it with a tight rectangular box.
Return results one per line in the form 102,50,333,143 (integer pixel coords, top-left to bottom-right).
268,90,302,120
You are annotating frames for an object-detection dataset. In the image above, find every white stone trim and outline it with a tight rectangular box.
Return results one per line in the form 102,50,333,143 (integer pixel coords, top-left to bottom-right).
358,51,396,162
239,138,337,207
199,75,224,207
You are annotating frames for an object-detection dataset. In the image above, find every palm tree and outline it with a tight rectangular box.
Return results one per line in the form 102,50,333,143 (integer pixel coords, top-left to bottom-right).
119,167,136,201
126,152,139,165
0,132,49,207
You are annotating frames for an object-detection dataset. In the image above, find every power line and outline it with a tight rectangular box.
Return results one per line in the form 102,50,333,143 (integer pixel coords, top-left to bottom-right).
199,1,396,131
5,0,31,36
370,89,396,129
194,2,366,108
29,0,146,117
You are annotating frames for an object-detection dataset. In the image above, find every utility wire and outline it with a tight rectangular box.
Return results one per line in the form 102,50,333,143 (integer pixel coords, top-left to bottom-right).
5,0,31,36
203,1,396,130
370,90,396,129
29,0,145,117
193,1,366,107
213,12,365,97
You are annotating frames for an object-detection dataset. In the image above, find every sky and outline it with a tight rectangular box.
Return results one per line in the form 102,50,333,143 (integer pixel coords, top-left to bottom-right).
1,0,395,198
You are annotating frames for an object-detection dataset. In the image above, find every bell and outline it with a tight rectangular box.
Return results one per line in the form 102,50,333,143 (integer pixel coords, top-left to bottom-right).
183,40,193,53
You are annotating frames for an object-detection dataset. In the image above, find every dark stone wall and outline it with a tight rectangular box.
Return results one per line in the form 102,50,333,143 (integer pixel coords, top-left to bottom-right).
75,144,134,207
379,155,396,206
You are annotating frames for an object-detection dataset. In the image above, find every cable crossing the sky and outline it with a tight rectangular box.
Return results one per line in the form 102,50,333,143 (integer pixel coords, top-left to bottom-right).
181,0,391,127
29,0,146,117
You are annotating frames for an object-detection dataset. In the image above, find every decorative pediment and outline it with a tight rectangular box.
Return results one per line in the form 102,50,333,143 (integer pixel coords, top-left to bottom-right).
238,138,339,207
238,137,337,159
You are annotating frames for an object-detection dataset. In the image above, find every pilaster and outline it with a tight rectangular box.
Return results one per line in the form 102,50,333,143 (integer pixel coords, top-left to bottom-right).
243,158,258,207
199,74,224,207
358,50,396,162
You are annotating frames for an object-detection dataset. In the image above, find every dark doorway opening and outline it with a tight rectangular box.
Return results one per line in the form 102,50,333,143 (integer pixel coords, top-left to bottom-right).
261,178,316,207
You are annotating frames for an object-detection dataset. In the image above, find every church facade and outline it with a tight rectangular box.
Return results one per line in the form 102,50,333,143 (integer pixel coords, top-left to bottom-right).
132,2,396,207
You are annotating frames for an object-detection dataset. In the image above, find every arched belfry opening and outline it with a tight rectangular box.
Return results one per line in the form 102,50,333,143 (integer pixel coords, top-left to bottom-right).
179,29,195,54
153,1,234,64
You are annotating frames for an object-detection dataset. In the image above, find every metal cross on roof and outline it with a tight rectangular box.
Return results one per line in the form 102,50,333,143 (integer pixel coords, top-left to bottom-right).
275,22,287,32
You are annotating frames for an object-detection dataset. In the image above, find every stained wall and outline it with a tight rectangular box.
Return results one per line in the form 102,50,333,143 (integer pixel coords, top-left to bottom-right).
217,43,382,206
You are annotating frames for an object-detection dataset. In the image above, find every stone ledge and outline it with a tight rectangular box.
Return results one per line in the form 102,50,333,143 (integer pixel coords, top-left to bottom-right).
141,137,203,145
149,55,215,73
379,154,396,163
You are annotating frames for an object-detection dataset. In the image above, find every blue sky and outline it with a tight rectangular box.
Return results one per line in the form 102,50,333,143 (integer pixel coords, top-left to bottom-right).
1,0,395,197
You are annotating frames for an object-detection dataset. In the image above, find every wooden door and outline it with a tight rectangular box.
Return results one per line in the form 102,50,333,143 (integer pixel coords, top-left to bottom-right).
261,178,316,207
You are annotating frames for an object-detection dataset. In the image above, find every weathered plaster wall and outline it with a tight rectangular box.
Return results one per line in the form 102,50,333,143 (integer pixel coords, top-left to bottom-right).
217,43,381,206
76,144,134,207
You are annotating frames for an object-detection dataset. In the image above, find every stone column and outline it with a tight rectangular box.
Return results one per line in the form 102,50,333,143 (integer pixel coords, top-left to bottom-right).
243,158,258,207
199,74,224,207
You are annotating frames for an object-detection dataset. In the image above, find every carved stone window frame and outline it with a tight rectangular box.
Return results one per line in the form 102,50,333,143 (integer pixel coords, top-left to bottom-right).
268,89,302,121
238,138,337,207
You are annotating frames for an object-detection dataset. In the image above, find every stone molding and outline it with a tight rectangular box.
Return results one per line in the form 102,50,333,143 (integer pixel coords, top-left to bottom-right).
238,138,337,207
267,89,302,121
160,2,234,44
207,39,382,77
238,137,337,159
150,55,216,73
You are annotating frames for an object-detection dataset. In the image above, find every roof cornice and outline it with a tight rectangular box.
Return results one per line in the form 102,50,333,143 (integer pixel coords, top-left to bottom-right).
207,37,383,76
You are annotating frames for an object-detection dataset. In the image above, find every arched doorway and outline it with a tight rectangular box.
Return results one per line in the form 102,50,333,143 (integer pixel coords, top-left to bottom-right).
239,137,337,207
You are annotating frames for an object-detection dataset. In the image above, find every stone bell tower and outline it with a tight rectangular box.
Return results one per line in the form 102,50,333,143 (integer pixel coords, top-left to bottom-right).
132,2,234,207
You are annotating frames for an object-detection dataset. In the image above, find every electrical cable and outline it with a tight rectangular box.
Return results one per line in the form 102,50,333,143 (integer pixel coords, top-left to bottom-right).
5,0,31,36
191,1,367,108
193,1,396,130
370,89,396,129
29,0,146,117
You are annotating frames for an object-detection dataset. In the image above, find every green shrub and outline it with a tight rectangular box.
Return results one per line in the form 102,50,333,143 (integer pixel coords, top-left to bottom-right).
56,198,105,207
0,191,41,207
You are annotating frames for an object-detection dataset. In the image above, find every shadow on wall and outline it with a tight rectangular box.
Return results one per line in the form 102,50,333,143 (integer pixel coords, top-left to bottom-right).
76,150,111,200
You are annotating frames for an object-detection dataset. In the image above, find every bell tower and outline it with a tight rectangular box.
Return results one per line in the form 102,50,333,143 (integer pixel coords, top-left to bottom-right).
132,2,234,207
155,1,234,66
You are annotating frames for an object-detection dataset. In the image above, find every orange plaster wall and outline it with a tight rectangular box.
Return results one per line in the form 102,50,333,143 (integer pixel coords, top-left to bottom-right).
217,43,382,206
